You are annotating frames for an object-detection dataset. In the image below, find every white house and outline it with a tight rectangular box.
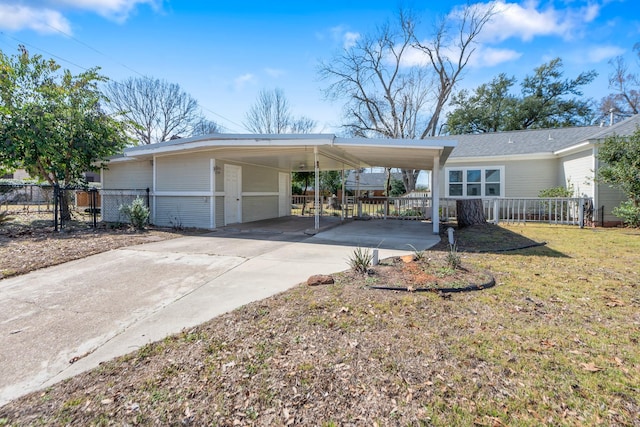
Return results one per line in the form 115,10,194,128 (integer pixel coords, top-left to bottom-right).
101,135,455,234
434,114,640,226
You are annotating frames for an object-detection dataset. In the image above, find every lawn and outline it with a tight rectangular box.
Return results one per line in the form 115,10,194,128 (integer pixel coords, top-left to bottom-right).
1,223,639,426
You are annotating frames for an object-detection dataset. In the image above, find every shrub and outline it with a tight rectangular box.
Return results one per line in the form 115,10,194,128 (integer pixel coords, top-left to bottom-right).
538,184,574,198
348,247,372,274
446,243,461,269
612,200,640,228
119,197,150,230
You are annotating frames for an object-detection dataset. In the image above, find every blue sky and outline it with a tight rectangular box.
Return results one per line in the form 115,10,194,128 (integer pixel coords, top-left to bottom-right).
1,0,638,134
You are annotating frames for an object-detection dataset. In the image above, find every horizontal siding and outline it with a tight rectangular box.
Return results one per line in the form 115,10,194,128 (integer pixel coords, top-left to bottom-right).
101,192,152,223
598,184,626,224
242,164,279,192
242,196,278,222
441,159,557,198
215,196,225,227
156,153,211,192
560,149,594,197
154,196,211,229
103,161,152,190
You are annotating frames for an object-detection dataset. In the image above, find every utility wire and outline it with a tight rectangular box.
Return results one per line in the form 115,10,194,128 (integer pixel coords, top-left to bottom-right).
0,29,249,133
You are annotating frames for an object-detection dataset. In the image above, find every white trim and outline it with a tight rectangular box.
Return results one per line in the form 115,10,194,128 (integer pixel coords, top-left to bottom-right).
242,192,279,196
554,141,592,156
101,189,148,195
152,156,157,223
447,153,556,163
445,166,505,198
153,191,214,197
210,159,215,229
432,154,440,235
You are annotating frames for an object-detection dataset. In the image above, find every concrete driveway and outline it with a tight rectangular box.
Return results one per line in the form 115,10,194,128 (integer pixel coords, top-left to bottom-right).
0,219,440,406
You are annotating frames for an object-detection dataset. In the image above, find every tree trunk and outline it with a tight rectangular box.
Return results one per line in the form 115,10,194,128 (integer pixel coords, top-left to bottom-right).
456,199,486,228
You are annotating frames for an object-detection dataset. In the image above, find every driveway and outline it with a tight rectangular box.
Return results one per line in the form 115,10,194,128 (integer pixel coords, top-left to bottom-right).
0,219,440,406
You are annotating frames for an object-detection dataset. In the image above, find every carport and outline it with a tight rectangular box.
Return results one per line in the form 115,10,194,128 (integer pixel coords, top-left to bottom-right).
111,134,456,234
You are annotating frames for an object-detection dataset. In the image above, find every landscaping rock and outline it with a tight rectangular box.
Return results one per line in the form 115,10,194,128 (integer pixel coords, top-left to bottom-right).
307,274,334,286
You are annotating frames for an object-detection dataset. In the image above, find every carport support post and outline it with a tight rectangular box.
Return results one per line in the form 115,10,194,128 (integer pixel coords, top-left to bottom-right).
314,147,320,230
432,155,440,235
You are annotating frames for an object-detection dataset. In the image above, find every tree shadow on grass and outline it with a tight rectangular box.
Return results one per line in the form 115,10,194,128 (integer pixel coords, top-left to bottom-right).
430,223,569,258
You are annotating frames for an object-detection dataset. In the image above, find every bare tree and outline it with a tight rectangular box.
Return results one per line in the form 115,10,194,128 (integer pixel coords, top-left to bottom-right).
319,5,495,191
105,77,204,144
599,45,640,122
192,117,224,136
243,88,316,134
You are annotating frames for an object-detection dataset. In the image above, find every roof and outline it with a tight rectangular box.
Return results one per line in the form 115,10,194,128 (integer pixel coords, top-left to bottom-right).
344,171,403,189
118,134,456,172
437,114,640,159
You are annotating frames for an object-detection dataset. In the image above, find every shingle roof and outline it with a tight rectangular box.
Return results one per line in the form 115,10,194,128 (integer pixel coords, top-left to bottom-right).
436,114,640,159
345,171,402,189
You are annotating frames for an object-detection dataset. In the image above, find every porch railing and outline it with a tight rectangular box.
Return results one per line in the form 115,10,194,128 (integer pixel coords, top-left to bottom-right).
291,195,594,226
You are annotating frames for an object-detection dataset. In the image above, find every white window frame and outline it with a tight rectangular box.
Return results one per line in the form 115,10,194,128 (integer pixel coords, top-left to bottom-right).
445,166,505,198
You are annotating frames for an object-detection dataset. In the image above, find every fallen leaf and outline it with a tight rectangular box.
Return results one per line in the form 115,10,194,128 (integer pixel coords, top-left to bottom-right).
580,362,603,372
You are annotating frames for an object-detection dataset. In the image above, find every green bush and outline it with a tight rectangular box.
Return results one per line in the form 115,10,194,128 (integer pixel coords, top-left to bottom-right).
612,200,640,228
119,197,150,230
538,185,574,198
348,247,372,275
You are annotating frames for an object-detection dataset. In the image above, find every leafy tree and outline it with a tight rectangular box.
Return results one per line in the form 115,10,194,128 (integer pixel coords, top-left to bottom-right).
597,127,640,226
598,43,640,122
389,178,406,196
243,88,316,133
446,58,597,134
319,5,495,191
104,76,217,144
0,46,129,219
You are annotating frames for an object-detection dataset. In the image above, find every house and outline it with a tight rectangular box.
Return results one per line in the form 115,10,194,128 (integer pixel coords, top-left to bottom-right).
101,134,454,234
344,171,403,196
434,114,640,226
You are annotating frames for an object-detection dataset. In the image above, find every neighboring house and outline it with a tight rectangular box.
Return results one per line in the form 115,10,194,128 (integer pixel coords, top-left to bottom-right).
434,114,640,226
344,171,403,196
0,168,100,183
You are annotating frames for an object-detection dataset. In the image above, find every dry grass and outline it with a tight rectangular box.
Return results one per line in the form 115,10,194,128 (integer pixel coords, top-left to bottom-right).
1,223,639,426
0,212,195,279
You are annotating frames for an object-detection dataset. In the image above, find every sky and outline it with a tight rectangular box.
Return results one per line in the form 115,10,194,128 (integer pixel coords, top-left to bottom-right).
1,0,639,134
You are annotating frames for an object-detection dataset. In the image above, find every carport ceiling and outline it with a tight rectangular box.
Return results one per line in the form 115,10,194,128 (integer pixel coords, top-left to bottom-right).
123,134,456,171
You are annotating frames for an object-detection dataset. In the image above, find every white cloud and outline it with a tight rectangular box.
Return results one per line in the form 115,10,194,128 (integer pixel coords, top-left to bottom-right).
233,73,256,91
0,0,160,33
475,0,602,43
468,45,522,67
264,68,285,78
343,31,360,49
582,45,626,63
0,4,71,34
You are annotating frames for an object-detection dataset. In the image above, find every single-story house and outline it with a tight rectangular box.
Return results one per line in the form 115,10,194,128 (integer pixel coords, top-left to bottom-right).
434,114,640,226
101,135,454,234
344,171,403,196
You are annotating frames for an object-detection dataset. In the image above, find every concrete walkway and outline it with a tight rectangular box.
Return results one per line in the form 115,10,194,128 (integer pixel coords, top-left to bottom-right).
0,219,440,406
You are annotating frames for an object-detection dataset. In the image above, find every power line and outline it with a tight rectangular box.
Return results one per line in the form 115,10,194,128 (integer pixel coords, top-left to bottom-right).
0,30,249,133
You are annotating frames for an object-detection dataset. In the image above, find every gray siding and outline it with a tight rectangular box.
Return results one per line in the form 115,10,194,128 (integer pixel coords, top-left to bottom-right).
597,184,626,225
242,196,279,222
559,149,594,197
242,164,278,192
154,196,211,229
215,196,225,227
156,153,211,192
103,160,152,190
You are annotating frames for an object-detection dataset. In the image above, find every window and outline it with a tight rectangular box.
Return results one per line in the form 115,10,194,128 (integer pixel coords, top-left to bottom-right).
445,166,504,197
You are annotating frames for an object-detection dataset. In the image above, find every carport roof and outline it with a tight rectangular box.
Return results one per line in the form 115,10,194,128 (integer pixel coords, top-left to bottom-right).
119,134,456,172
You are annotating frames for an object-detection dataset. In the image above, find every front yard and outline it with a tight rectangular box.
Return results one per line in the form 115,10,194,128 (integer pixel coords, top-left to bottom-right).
0,221,639,426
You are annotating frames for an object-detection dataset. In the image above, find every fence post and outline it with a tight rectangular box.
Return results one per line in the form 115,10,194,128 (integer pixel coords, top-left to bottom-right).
578,197,584,228
53,184,59,232
493,199,500,225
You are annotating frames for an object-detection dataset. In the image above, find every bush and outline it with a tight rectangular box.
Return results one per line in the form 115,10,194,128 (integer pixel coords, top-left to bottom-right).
348,247,372,274
119,197,150,230
538,185,574,198
612,200,640,227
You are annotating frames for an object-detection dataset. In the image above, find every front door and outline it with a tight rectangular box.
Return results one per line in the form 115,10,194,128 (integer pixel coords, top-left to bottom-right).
278,172,290,217
224,164,242,225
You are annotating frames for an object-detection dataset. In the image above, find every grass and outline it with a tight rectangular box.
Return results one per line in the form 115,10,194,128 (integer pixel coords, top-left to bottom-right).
1,223,639,425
